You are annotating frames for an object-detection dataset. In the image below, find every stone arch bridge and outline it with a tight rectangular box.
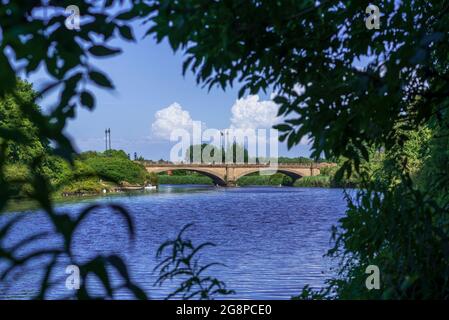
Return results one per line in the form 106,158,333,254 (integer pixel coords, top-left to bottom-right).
141,162,327,187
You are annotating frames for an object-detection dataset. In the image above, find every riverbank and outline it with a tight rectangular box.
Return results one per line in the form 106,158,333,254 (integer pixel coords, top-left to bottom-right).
3,187,160,213
4,149,159,200
157,175,214,185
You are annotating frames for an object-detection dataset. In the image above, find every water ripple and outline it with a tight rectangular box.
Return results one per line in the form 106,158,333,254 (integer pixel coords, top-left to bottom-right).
0,186,347,300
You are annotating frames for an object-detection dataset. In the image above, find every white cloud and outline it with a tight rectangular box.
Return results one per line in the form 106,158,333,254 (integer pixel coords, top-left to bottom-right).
150,95,310,148
230,95,280,130
228,94,309,145
151,102,195,140
226,95,282,155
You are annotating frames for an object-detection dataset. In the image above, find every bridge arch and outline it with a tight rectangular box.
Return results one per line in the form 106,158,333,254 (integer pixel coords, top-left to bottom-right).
148,167,227,186
234,168,304,185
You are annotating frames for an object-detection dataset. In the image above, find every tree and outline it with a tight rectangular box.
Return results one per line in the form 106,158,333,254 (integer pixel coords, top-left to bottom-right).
146,1,449,299
225,142,249,164
82,150,148,185
186,143,249,163
0,79,48,163
185,143,223,163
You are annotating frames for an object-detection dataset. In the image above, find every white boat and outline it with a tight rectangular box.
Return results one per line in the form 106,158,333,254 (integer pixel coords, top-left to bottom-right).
144,184,157,190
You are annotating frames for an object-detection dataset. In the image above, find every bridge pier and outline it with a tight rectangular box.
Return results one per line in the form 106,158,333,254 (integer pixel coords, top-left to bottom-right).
224,180,237,187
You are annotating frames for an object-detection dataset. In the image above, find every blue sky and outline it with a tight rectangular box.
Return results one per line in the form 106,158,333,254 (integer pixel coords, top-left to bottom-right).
28,22,312,160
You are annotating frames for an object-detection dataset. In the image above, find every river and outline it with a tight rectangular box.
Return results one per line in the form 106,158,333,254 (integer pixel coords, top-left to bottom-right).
0,185,348,299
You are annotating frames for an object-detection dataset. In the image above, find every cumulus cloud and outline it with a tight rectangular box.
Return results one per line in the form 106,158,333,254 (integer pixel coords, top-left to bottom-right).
151,102,195,140
151,95,310,147
230,95,280,130
229,94,309,145
226,95,282,155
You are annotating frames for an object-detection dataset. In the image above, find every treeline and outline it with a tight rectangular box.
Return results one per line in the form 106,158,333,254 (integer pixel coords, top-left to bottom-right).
184,143,329,164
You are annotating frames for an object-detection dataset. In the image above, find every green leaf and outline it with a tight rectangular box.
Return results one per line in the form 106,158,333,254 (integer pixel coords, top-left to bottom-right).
89,71,114,89
273,124,292,132
80,91,95,110
118,25,135,41
88,45,121,57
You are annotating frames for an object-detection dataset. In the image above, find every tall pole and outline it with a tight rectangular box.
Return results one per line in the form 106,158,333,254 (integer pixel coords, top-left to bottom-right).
108,128,111,150
220,131,224,163
226,130,229,163
105,129,108,151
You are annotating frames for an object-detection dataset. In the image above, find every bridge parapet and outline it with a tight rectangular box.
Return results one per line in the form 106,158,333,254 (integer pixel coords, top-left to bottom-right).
139,162,332,168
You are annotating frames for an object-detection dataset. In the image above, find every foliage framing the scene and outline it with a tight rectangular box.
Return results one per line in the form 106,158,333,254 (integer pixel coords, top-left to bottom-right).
1,0,449,299
145,0,449,299
154,224,235,300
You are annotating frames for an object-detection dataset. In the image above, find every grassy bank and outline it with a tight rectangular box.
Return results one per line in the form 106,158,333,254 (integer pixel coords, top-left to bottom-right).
237,174,332,187
293,175,331,187
158,175,213,185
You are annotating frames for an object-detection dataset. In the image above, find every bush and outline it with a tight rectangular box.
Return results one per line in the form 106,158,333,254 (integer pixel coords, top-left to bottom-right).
147,172,159,185
3,164,34,197
60,178,106,194
294,175,331,187
48,150,151,194
83,152,147,185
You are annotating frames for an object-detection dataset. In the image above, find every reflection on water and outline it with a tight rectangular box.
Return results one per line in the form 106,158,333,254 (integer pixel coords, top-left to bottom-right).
0,185,347,299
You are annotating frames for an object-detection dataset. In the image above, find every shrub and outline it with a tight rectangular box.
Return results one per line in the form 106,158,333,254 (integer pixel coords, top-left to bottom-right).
84,152,147,185
294,175,331,187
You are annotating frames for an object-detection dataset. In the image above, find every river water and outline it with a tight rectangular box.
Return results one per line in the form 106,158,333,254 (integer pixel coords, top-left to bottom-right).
0,185,348,299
